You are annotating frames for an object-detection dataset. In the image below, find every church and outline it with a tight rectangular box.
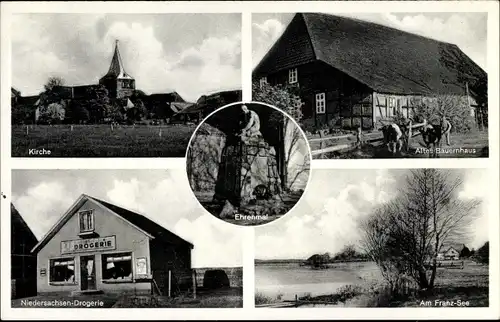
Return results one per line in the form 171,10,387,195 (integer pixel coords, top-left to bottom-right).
11,41,190,124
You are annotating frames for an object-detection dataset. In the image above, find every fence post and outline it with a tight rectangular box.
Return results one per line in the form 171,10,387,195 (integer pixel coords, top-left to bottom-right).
318,131,324,159
407,120,412,151
159,129,162,137
71,125,73,132
168,270,171,297
111,123,114,131
356,126,362,147
192,269,197,299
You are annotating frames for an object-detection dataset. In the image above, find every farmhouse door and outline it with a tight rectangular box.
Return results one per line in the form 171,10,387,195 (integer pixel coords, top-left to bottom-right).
80,256,96,291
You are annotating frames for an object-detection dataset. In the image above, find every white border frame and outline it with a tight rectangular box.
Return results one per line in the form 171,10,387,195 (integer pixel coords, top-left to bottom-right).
1,1,499,320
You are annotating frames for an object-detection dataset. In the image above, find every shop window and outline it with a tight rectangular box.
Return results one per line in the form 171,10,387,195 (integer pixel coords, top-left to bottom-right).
102,252,133,281
79,210,94,233
315,93,326,114
259,77,267,88
49,258,75,283
289,68,298,84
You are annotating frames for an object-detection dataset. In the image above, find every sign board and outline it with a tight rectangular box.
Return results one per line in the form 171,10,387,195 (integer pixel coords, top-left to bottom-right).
61,236,116,254
136,257,147,276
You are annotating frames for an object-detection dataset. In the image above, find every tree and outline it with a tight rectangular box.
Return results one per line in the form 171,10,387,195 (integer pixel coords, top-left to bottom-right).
411,94,476,133
86,85,111,123
475,241,489,264
459,245,471,258
38,102,66,124
66,100,90,124
253,82,308,191
44,76,65,92
360,169,481,291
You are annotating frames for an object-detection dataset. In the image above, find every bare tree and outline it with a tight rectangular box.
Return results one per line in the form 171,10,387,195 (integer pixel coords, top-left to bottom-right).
360,169,481,290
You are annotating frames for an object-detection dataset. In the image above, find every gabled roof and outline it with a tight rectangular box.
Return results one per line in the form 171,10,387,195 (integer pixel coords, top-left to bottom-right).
11,203,38,254
148,92,186,103
253,13,487,97
31,194,193,253
438,244,465,254
101,40,134,80
11,87,21,97
17,95,40,107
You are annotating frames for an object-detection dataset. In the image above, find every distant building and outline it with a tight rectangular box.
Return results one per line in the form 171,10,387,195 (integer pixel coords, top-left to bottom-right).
253,13,487,130
173,89,242,124
437,245,463,261
31,194,194,296
11,203,38,299
99,40,136,99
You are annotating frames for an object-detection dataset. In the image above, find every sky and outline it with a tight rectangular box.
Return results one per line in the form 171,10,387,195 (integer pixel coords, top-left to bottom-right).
11,13,242,102
11,169,243,268
255,168,489,260
252,12,487,70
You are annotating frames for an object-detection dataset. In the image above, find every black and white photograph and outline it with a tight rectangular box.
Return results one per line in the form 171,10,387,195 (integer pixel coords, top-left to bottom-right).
10,170,243,308
186,102,311,226
255,168,489,308
252,12,488,159
11,13,242,157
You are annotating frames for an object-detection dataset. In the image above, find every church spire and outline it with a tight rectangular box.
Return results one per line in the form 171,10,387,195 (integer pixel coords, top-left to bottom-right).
103,39,132,79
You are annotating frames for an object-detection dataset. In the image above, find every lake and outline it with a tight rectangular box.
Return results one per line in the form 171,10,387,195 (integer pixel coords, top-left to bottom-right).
255,261,381,301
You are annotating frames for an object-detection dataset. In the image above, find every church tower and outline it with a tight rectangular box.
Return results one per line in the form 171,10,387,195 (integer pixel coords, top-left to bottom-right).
99,40,135,99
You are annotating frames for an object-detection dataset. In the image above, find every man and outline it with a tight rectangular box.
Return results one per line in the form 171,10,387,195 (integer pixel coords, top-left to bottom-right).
240,104,261,140
441,116,452,146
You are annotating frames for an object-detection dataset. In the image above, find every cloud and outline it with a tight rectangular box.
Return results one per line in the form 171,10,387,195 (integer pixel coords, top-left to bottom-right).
255,169,489,260
378,13,487,70
174,215,243,267
11,14,241,102
105,171,243,267
252,19,284,67
255,170,398,260
13,182,74,239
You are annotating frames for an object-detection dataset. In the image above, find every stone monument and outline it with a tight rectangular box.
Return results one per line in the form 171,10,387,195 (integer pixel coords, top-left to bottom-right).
213,105,281,208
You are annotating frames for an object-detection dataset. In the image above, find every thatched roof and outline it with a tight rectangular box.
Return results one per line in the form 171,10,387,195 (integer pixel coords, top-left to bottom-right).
254,13,487,97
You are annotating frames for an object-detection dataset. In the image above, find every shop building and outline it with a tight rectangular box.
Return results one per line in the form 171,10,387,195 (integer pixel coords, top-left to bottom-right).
31,194,194,296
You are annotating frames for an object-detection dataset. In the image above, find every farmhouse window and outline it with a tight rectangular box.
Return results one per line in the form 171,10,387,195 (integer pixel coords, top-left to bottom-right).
388,97,396,109
289,68,298,84
79,210,94,233
259,77,268,88
102,252,133,281
49,258,75,283
315,93,326,114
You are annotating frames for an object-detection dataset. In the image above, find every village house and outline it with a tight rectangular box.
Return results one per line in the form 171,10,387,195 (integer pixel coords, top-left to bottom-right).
437,245,462,261
252,13,487,130
31,194,194,296
11,204,38,299
172,89,242,124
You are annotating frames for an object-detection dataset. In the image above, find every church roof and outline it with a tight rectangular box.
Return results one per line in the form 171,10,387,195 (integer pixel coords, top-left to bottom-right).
101,40,134,80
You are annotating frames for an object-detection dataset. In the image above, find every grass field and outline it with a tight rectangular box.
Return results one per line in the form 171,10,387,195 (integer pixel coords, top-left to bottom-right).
12,124,196,157
310,130,489,159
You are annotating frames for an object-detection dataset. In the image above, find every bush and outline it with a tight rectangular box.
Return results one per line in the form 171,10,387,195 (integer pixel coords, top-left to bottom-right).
203,269,230,289
411,94,477,133
255,292,274,305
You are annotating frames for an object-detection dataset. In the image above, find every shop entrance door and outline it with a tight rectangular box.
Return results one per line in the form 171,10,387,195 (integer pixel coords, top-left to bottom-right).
80,255,96,291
